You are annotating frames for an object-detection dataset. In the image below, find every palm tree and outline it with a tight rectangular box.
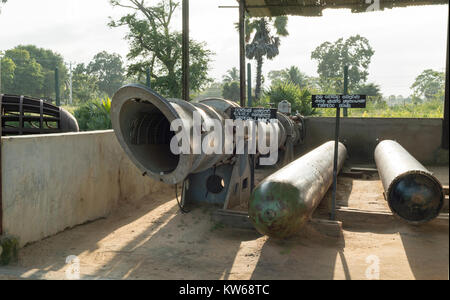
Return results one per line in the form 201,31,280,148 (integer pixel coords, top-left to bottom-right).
245,16,288,100
222,67,239,83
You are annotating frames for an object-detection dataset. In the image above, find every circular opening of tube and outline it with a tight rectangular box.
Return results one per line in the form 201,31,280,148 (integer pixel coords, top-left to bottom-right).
206,175,225,194
389,173,443,223
119,98,180,174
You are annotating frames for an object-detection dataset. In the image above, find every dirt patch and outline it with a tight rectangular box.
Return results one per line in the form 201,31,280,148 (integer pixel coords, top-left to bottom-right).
1,166,448,280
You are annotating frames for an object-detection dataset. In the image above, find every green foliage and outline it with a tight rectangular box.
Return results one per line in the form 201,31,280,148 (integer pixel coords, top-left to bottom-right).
0,56,16,89
411,69,445,101
268,66,310,89
109,0,213,99
1,45,67,101
222,81,240,102
0,0,7,14
74,98,112,131
2,48,45,96
222,67,239,83
87,51,125,97
72,63,103,103
193,82,223,101
244,16,289,100
0,235,19,266
354,82,382,97
16,45,68,99
311,35,374,93
263,82,316,116
316,99,444,118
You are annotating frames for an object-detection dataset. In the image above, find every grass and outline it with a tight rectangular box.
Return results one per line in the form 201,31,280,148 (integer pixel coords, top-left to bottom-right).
314,100,445,118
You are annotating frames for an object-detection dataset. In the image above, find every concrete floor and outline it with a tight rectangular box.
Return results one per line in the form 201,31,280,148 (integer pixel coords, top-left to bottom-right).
0,166,448,280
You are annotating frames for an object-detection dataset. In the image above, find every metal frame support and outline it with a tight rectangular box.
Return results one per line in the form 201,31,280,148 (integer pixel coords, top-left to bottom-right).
239,0,246,107
343,66,349,117
330,106,341,221
182,0,190,101
146,67,151,88
0,94,2,235
55,68,60,107
247,63,252,107
443,16,449,150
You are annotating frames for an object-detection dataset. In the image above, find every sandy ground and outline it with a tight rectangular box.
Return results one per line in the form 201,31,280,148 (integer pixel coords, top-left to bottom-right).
0,166,448,280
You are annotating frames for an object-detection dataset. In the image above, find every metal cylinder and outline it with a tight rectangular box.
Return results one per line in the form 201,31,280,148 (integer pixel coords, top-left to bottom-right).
374,140,444,224
249,141,347,239
111,84,292,185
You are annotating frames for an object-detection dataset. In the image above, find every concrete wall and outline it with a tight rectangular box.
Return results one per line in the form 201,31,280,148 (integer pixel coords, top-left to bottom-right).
298,117,447,165
1,131,169,247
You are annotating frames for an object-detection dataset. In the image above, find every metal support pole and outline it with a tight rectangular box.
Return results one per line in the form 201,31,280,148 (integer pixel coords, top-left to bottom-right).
0,55,2,94
0,94,2,235
182,0,190,101
146,67,151,88
330,107,341,221
443,17,449,150
247,63,252,107
239,0,246,107
69,62,73,105
55,68,60,106
343,66,349,117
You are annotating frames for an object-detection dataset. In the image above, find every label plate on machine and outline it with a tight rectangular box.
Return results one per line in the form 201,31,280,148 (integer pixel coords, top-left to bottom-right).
231,108,278,121
312,95,367,109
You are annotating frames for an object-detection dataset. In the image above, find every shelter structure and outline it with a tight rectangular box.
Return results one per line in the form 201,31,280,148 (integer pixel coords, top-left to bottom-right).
187,0,448,148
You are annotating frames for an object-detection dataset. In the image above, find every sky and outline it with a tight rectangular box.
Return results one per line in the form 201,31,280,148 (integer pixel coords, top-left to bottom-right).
0,0,448,97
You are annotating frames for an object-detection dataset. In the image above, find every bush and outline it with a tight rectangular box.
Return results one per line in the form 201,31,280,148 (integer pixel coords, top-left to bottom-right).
264,82,316,116
74,98,112,131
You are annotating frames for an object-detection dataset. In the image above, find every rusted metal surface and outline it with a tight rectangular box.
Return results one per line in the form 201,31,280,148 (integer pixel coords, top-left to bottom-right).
248,141,347,239
375,140,444,224
1,95,79,136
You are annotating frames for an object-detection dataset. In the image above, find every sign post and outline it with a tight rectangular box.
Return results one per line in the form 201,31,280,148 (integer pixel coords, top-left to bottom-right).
312,94,367,220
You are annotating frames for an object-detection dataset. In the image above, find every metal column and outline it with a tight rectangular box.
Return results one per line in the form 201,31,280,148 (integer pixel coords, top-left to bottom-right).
443,16,449,150
55,68,60,106
0,94,3,235
343,66,349,117
239,1,246,107
182,0,190,101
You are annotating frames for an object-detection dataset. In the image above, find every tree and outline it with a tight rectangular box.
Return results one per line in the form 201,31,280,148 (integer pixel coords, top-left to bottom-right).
354,83,381,97
1,56,15,90
222,67,239,83
222,81,240,102
193,81,223,101
311,35,374,93
264,82,316,116
411,69,445,101
244,16,289,100
0,0,7,13
14,45,68,100
355,82,383,105
72,63,102,103
2,48,45,97
109,0,213,99
268,66,309,88
87,51,125,97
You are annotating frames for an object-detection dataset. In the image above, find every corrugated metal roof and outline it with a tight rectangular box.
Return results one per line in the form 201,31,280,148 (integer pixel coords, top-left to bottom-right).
238,0,448,17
